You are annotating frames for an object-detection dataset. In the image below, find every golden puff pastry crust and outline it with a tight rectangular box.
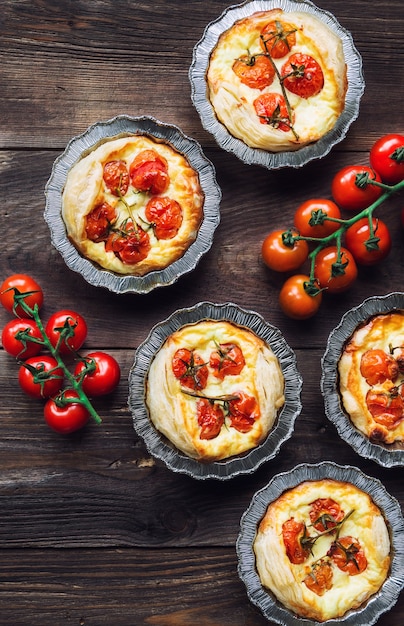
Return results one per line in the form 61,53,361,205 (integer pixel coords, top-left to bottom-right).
254,479,391,622
338,312,404,445
145,320,285,462
62,135,204,275
207,8,347,152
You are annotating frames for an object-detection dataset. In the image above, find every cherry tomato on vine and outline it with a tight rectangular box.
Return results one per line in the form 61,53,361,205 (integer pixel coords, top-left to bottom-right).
344,217,392,265
294,198,341,238
314,246,358,293
45,310,87,355
369,133,404,185
260,21,297,58
0,274,43,318
44,390,89,434
281,53,324,99
74,351,121,396
331,165,382,212
18,355,64,399
232,54,275,90
1,318,43,359
279,274,322,320
261,229,309,272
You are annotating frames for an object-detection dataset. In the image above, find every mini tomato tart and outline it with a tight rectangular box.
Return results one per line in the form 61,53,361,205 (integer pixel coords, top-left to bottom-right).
145,320,285,462
338,312,404,445
254,479,391,622
207,8,347,152
62,135,204,275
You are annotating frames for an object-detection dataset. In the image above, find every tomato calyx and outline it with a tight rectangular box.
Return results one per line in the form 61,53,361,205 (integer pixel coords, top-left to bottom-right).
2,286,41,318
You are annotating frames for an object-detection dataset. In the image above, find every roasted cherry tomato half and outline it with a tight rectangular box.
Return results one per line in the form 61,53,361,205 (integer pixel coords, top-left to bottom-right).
260,20,297,58
0,274,43,318
197,398,224,440
145,196,183,240
279,274,322,320
45,310,88,355
261,229,309,272
331,165,382,212
232,53,275,90
253,93,293,132
103,160,129,196
18,355,64,399
314,246,358,293
369,133,404,185
327,536,367,575
294,198,341,238
344,217,391,265
1,318,43,359
74,351,121,397
44,390,89,434
281,53,324,99
282,518,311,564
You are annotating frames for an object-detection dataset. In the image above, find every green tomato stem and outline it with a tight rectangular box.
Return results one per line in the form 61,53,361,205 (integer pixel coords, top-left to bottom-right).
294,177,404,291
16,299,102,425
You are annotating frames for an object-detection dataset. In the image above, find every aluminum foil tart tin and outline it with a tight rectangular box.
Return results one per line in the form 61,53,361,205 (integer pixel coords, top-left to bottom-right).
237,461,404,625
189,0,365,169
44,115,221,294
321,293,404,468
128,301,302,480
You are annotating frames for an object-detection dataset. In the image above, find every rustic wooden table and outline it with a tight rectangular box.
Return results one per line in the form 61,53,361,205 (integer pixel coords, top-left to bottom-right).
0,1,403,624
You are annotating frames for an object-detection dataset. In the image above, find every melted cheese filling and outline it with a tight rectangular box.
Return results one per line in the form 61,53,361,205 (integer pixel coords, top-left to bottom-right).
338,312,404,444
62,135,204,275
146,320,285,462
254,479,391,622
207,9,347,151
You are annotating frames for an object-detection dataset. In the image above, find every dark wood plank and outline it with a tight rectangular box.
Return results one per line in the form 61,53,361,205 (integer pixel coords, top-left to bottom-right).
0,0,403,148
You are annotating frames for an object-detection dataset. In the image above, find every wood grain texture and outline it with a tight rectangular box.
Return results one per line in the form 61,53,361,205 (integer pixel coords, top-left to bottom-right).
0,0,403,623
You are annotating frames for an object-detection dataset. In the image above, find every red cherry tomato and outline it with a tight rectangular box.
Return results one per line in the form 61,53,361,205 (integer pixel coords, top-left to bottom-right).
103,160,129,196
360,349,398,386
228,391,260,433
253,93,293,131
172,348,209,391
209,342,245,380
282,518,311,564
279,274,322,320
44,390,89,434
85,202,117,242
281,53,324,98
232,54,275,90
294,198,341,238
369,133,404,185
105,220,151,265
331,165,382,211
261,229,309,272
74,351,121,396
197,398,224,440
314,246,358,293
328,536,367,575
309,498,345,532
2,318,43,359
129,149,169,195
344,217,391,265
18,355,64,399
0,274,43,318
260,21,297,58
45,310,87,355
145,196,183,240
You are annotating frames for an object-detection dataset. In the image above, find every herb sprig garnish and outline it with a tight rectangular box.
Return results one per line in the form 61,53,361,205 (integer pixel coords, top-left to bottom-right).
300,509,354,555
